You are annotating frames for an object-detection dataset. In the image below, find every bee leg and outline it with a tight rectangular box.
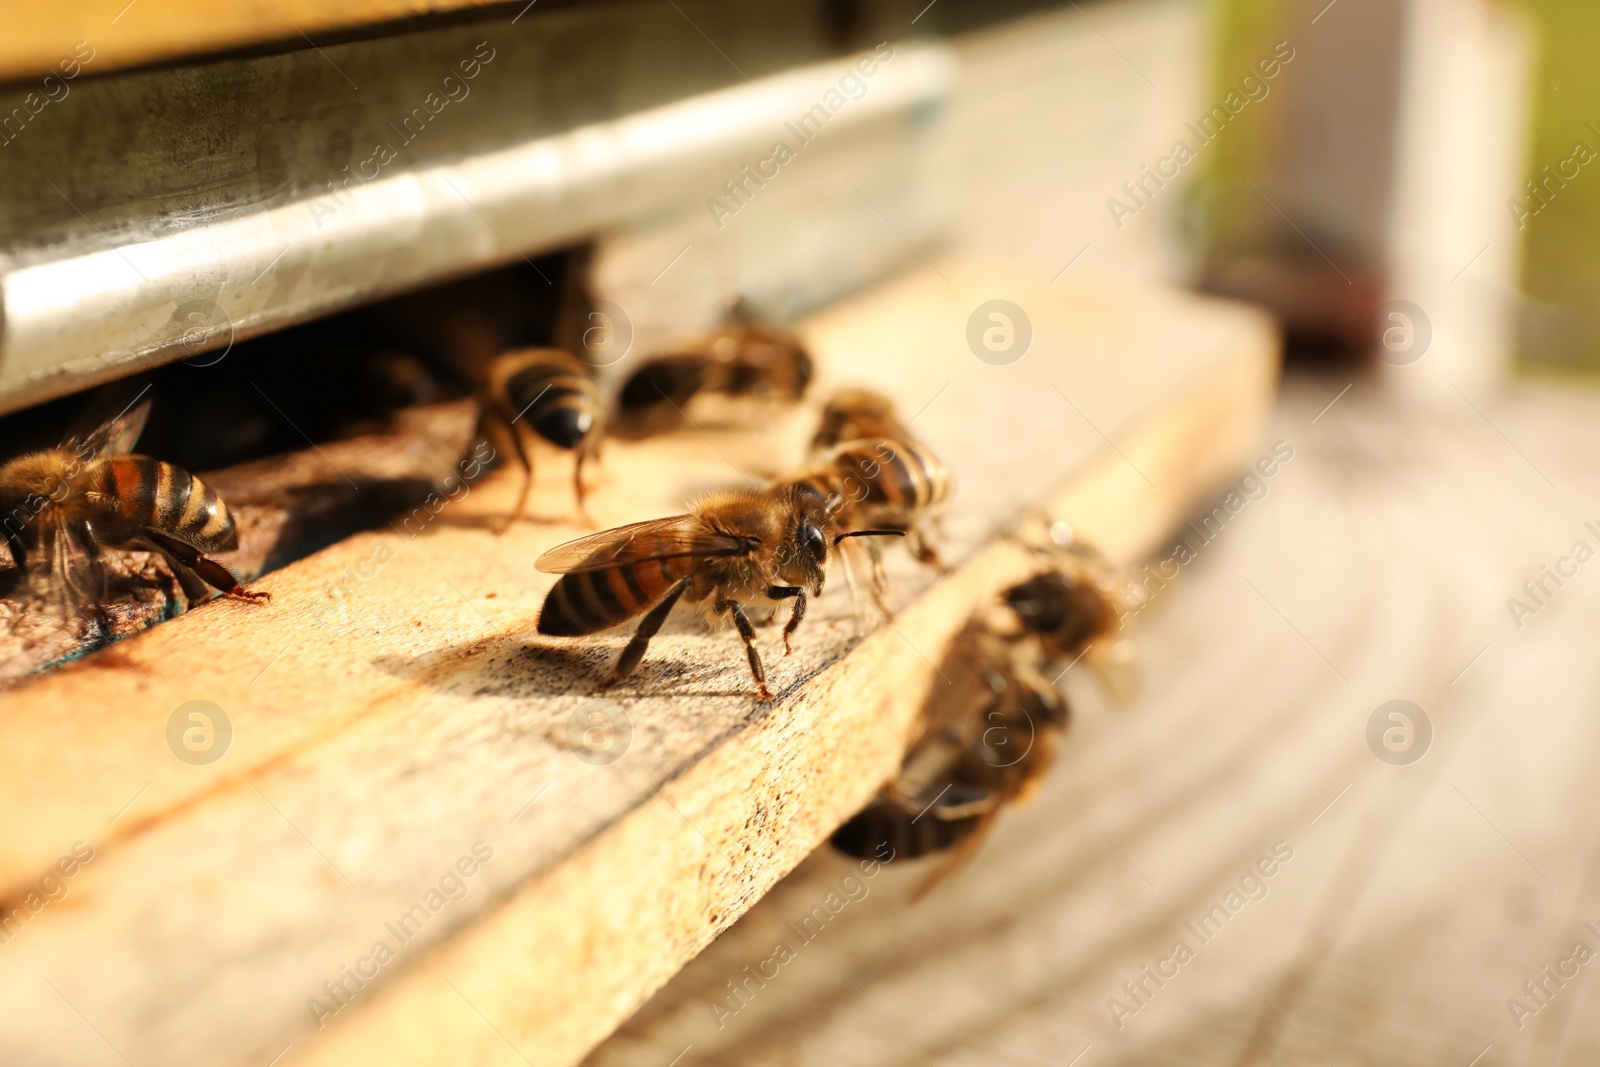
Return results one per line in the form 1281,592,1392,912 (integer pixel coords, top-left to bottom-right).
716,596,772,701
867,536,890,592
907,526,946,571
141,530,269,604
137,536,207,606
860,538,894,620
599,576,690,691
495,421,535,535
70,523,114,635
2,523,25,570
766,585,805,655
0,525,26,594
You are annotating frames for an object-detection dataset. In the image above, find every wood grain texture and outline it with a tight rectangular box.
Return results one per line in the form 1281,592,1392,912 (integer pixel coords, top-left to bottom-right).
0,264,1275,1067
584,374,1600,1067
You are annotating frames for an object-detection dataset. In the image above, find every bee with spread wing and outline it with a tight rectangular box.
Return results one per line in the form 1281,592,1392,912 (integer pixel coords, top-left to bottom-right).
0,386,268,628
535,485,898,699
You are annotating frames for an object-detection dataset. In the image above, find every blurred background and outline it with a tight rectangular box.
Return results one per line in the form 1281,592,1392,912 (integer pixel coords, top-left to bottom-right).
574,0,1600,1064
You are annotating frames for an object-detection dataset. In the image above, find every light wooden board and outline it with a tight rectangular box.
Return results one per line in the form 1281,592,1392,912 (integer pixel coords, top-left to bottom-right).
0,0,514,83
0,400,477,680
583,374,1600,1067
0,263,1276,1067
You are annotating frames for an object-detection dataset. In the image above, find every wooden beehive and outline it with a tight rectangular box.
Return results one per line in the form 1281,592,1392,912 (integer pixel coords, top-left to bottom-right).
0,261,1276,1066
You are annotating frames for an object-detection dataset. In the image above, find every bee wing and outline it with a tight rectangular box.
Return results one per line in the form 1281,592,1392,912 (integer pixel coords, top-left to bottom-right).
34,519,105,627
61,382,153,459
534,514,755,574
912,807,1003,901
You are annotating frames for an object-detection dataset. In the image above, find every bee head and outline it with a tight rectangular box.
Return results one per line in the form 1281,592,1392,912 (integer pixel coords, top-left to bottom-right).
1004,574,1070,633
1004,570,1105,651
780,487,833,594
775,485,903,596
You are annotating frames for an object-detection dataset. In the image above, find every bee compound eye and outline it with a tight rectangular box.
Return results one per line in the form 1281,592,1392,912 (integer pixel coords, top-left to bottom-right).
801,521,826,563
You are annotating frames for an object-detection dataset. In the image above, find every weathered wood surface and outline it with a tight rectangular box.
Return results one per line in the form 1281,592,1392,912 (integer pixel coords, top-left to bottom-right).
0,264,1275,1067
0,399,477,681
584,375,1600,1067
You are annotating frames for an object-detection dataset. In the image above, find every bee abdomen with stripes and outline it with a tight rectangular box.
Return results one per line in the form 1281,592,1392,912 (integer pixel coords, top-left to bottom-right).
96,455,238,551
482,348,602,527
830,783,994,860
537,557,689,637
500,352,599,449
822,437,951,515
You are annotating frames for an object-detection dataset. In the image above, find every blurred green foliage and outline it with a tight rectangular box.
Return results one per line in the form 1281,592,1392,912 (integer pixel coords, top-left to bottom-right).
1516,0,1600,372
1198,0,1286,257
1203,0,1600,372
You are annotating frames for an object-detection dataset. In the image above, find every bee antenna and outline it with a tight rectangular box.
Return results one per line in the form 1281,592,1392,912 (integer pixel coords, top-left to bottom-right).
832,529,906,546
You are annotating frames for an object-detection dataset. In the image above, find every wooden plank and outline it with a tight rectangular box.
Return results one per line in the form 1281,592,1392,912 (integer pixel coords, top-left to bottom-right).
0,263,1275,1067
0,400,477,681
0,0,515,83
582,377,1600,1067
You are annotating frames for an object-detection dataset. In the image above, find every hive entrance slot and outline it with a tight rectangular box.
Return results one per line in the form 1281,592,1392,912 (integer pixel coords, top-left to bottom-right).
0,245,591,679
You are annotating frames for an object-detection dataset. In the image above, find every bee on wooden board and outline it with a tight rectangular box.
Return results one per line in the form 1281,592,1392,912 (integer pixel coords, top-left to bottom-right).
803,435,951,564
610,316,813,439
831,540,1125,891
0,387,268,625
535,485,900,700
477,348,603,529
777,388,952,614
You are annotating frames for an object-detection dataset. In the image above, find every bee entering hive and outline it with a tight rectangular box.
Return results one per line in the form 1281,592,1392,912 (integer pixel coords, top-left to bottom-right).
0,247,588,677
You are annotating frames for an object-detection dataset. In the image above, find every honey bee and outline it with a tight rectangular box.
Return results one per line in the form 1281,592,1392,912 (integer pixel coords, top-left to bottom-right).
0,389,268,626
610,319,813,438
809,387,912,453
797,389,951,581
535,485,897,699
831,544,1121,890
830,667,1065,869
777,428,947,614
803,436,950,558
1004,562,1123,668
478,348,602,528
